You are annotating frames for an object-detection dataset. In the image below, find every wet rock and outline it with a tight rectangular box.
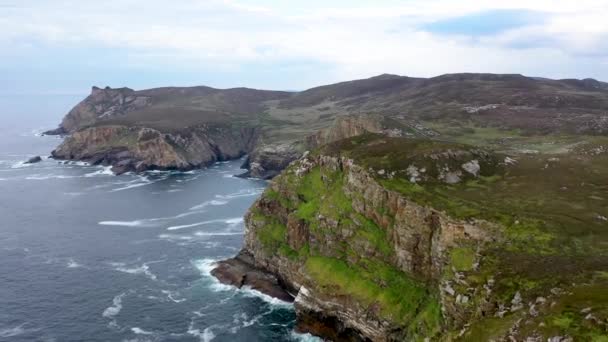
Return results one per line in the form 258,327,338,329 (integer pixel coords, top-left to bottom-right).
25,156,42,164
211,252,294,303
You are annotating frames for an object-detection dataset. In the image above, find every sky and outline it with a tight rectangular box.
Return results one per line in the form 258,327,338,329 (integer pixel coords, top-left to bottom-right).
1,0,608,94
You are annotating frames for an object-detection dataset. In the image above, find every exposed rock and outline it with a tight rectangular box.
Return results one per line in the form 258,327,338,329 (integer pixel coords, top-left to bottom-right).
215,151,503,341
24,156,42,164
306,114,384,148
211,251,294,302
238,143,302,179
461,159,480,177
51,124,256,174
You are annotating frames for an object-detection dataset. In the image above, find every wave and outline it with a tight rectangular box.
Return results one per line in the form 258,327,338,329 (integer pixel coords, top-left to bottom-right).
67,258,83,268
131,327,155,335
215,188,265,200
103,293,126,318
158,234,194,242
189,199,228,211
63,160,91,167
0,323,29,338
290,331,324,342
110,175,167,192
99,210,206,228
10,161,32,169
240,286,293,308
166,217,242,231
193,231,243,237
25,174,80,180
100,220,150,227
161,290,187,303
187,324,215,342
84,166,114,177
115,264,158,281
192,259,235,292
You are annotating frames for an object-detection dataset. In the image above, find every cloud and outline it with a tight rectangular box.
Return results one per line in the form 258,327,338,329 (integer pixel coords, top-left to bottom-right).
421,9,542,36
0,0,607,92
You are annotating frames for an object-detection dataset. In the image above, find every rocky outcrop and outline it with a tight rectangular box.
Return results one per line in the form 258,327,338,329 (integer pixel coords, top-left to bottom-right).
25,156,42,164
307,115,404,148
51,124,256,174
239,143,303,179
214,148,504,340
210,251,294,302
45,86,151,134
214,135,608,341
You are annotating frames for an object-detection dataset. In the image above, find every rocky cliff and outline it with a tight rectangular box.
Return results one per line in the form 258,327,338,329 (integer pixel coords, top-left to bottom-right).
46,73,608,176
52,124,256,174
213,134,608,341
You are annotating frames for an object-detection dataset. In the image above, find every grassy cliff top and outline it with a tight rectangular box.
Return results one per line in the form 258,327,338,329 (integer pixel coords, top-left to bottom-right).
320,134,608,257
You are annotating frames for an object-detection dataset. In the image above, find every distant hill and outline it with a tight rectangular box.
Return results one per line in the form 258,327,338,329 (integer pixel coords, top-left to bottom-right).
47,73,608,176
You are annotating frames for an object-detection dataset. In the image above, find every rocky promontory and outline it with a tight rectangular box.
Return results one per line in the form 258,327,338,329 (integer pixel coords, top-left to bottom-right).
51,124,256,174
46,73,608,176
213,134,608,341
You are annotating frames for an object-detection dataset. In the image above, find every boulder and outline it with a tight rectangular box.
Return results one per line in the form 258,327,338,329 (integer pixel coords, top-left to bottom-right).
25,156,42,164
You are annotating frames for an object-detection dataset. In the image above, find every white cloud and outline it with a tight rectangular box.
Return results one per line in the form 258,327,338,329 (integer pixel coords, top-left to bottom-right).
1,0,607,90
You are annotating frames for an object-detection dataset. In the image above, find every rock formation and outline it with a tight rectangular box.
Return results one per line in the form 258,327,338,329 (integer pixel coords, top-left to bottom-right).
213,134,608,341
45,73,608,176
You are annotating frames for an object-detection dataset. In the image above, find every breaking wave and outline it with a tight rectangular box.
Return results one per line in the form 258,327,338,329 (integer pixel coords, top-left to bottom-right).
189,199,228,211
103,293,126,318
166,217,243,231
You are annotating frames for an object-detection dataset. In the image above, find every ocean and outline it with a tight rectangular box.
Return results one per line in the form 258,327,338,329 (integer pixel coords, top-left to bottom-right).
0,95,318,342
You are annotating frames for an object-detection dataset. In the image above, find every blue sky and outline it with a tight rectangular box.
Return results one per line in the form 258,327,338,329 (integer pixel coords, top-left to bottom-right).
1,0,607,94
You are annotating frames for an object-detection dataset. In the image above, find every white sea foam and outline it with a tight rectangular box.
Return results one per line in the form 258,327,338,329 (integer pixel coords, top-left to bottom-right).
192,259,234,292
84,166,114,177
11,161,31,169
131,327,155,335
110,182,151,192
240,286,293,308
100,220,149,227
166,217,242,231
103,293,126,318
290,331,324,342
215,188,264,200
193,231,243,237
187,324,215,342
161,290,187,303
25,174,80,180
116,264,158,281
67,258,83,268
0,323,27,338
158,234,194,241
63,160,91,167
99,210,206,228
110,175,166,192
189,199,228,211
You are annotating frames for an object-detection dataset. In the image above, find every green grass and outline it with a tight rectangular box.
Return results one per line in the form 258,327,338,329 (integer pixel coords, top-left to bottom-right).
305,256,439,326
450,247,476,271
352,214,393,257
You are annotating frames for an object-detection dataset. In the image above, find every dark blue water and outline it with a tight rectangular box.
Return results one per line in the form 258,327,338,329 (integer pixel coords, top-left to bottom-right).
0,95,318,342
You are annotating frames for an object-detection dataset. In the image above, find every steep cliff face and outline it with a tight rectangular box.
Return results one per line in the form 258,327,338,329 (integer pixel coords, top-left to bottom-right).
214,135,608,341
52,124,256,174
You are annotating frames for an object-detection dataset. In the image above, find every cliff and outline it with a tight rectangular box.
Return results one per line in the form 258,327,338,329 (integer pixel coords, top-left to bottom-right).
51,124,256,174
46,73,608,176
213,134,608,341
